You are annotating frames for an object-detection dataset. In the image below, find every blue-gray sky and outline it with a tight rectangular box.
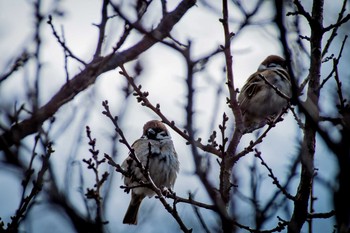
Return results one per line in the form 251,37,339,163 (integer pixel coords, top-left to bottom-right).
0,0,347,232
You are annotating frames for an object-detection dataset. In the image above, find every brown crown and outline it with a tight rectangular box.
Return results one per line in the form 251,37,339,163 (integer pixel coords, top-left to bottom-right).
143,120,168,134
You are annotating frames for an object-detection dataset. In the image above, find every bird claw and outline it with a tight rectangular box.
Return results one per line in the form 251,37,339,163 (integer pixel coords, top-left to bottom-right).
266,114,283,126
161,187,174,196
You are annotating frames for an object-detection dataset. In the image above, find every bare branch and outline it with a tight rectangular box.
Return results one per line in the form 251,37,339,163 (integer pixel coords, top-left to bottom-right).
288,0,324,231
83,126,109,227
0,51,31,83
93,0,110,59
254,150,295,201
0,0,197,151
322,0,349,57
234,106,289,163
6,139,53,231
47,15,87,66
292,0,312,23
118,65,222,157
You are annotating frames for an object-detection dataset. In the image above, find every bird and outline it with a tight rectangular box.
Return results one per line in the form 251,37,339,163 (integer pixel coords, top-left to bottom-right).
238,55,292,133
121,120,179,225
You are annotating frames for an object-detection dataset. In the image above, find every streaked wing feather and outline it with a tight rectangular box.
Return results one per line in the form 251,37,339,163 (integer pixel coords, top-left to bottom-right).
239,72,264,111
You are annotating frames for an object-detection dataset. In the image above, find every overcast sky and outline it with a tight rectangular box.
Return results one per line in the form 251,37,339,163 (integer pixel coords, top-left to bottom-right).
0,0,347,232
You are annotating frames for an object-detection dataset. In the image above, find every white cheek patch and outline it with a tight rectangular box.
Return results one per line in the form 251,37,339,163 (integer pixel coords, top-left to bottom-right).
156,133,171,140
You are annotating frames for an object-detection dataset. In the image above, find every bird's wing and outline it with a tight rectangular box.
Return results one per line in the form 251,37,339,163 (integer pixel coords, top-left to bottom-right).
238,71,264,112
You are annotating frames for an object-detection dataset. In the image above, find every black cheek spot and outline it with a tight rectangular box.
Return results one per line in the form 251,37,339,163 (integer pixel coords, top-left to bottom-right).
150,152,161,157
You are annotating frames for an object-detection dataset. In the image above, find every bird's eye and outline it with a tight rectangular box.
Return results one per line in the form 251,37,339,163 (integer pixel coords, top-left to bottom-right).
146,128,156,139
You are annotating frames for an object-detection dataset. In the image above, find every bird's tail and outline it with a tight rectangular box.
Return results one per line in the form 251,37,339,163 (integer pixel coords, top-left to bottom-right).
123,193,145,225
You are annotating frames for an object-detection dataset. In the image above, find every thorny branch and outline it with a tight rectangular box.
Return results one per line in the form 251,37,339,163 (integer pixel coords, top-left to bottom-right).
118,65,222,157
6,139,53,232
254,150,295,201
83,126,109,227
234,107,289,163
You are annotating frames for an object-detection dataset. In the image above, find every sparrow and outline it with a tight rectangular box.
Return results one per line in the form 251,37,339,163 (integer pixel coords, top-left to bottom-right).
238,55,292,132
121,120,179,225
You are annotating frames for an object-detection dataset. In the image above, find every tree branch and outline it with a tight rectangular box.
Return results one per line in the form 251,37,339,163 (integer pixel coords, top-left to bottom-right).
0,0,197,151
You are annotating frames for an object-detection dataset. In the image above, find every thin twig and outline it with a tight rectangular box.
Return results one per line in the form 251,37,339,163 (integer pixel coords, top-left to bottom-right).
7,140,54,231
93,0,109,59
0,0,197,151
47,15,87,65
83,126,109,227
234,107,289,163
233,217,288,233
0,51,31,83
118,65,222,157
254,150,295,201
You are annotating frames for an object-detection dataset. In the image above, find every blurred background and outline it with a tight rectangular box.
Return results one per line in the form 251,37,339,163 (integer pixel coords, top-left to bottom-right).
0,0,349,232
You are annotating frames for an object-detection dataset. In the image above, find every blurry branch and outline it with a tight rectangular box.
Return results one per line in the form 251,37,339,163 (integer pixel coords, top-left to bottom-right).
61,27,70,82
234,107,289,163
307,210,336,219
5,138,53,232
48,183,103,233
257,154,301,230
290,0,312,22
290,7,310,59
307,175,315,232
0,0,196,151
233,217,288,233
47,15,87,66
319,35,348,90
286,0,324,232
0,51,31,83
190,193,212,233
254,150,295,201
101,101,192,233
322,1,350,34
232,0,265,31
275,0,298,104
321,0,349,57
93,0,109,59
110,2,184,53
31,0,45,113
333,60,346,112
181,43,232,233
289,106,304,129
82,126,109,229
118,65,221,157
114,23,132,52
